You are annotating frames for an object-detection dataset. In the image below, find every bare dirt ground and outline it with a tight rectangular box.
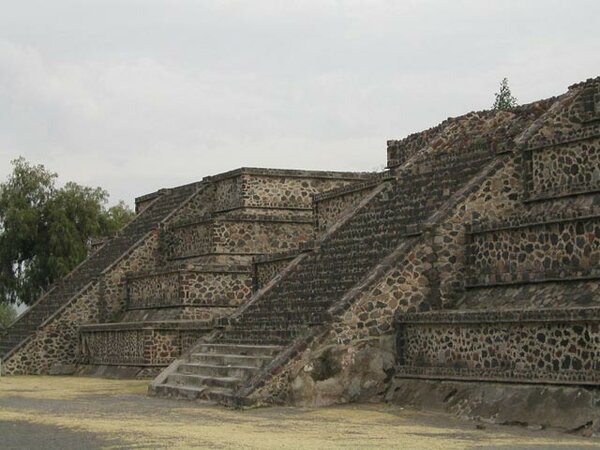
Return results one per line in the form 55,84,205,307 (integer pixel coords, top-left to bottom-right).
0,376,598,450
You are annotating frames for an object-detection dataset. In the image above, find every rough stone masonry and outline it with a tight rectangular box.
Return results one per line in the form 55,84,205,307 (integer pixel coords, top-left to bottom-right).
3,77,600,433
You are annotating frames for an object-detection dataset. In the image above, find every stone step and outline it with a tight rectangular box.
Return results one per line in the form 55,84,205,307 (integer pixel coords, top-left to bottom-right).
153,383,236,403
201,387,237,404
189,352,272,368
195,343,283,357
178,362,260,379
218,329,299,345
167,373,241,390
151,383,208,401
244,307,329,319
218,337,290,346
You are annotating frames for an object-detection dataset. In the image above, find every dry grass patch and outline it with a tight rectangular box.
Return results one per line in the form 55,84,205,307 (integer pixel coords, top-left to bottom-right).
0,376,598,449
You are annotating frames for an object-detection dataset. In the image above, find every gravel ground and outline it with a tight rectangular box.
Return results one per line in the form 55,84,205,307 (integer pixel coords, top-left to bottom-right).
0,376,598,450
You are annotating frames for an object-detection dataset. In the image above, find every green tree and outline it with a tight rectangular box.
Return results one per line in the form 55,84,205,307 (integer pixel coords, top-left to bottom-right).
0,157,135,305
493,77,518,110
0,303,17,328
101,200,136,236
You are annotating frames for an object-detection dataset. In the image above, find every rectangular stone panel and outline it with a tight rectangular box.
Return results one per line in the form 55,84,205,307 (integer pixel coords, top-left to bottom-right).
206,168,370,212
396,308,600,385
79,328,148,365
239,174,358,210
127,268,253,309
529,138,600,199
212,220,313,255
466,214,600,287
213,176,244,211
166,218,314,259
79,323,207,366
166,221,213,259
128,271,181,307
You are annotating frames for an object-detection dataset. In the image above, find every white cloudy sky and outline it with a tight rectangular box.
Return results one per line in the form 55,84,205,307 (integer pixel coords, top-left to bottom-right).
1,0,598,206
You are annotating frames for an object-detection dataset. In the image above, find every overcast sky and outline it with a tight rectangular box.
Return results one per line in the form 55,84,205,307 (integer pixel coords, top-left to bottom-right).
1,0,598,206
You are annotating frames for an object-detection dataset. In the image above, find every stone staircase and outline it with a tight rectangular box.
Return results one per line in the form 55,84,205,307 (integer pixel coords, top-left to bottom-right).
155,343,282,401
0,182,202,359
151,140,500,402
73,169,371,376
227,147,496,330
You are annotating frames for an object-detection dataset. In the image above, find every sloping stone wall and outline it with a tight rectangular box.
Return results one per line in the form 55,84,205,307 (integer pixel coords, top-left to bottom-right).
2,284,101,375
168,184,215,222
2,232,162,374
100,232,162,320
386,125,446,168
213,176,244,211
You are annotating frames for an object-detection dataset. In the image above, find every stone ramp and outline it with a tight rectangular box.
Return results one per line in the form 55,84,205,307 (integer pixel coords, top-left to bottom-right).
0,182,201,360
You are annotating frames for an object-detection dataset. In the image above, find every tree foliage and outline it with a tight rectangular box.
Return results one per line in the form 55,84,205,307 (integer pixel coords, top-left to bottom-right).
102,200,136,234
493,77,518,110
0,157,135,305
0,303,17,328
